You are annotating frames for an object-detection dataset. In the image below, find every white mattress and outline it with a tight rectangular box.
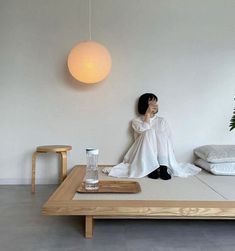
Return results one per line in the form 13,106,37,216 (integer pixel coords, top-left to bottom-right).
73,169,235,201
196,171,235,200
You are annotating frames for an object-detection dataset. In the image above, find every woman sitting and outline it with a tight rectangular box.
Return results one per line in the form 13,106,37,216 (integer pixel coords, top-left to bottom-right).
103,93,201,180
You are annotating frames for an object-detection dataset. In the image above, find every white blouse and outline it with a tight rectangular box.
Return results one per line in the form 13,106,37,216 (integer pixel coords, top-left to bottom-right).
108,115,201,178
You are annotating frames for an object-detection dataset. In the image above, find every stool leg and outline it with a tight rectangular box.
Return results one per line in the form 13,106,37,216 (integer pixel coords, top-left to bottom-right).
59,151,67,183
31,151,38,193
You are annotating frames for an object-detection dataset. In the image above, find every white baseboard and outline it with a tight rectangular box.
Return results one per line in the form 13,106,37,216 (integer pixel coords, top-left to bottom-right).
0,179,58,185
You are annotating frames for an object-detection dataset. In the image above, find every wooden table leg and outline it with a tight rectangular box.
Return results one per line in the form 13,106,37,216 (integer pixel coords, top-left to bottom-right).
59,151,67,183
31,151,38,193
85,216,94,239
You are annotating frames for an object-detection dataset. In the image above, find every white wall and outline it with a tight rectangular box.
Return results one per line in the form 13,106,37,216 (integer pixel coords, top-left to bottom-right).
0,0,234,184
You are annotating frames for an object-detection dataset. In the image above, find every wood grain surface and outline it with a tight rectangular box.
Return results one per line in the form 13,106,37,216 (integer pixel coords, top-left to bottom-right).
77,180,141,193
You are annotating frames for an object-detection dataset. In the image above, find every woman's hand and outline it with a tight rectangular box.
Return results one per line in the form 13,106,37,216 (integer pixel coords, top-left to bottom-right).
145,98,158,116
144,98,158,123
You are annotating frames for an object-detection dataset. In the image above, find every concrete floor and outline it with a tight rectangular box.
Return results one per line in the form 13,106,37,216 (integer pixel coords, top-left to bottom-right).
0,186,235,251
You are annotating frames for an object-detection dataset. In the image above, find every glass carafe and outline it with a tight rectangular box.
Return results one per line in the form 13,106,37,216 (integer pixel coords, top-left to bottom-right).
85,148,99,190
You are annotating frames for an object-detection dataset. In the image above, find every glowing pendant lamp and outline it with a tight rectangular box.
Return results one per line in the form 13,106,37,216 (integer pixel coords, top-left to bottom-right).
67,0,112,84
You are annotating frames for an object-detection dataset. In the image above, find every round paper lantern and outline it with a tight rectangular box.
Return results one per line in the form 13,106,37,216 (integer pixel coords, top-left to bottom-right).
67,40,112,84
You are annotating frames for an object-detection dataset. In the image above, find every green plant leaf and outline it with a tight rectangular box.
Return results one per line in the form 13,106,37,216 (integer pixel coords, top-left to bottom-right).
230,108,235,131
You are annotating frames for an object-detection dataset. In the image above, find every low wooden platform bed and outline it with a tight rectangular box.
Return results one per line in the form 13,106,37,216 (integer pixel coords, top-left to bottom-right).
42,165,235,238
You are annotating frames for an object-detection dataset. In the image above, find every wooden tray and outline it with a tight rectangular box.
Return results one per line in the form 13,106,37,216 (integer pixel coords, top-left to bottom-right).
77,180,141,193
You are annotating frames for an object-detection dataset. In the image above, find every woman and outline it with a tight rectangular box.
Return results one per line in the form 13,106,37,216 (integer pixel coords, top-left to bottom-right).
103,93,201,179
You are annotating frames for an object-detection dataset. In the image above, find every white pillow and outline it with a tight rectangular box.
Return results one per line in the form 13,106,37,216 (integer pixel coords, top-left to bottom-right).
194,145,235,163
194,158,235,175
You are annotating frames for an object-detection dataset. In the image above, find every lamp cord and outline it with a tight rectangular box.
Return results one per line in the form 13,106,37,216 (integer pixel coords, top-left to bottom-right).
89,0,92,40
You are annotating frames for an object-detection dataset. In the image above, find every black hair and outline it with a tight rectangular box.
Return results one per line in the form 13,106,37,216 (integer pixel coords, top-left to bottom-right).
138,93,158,115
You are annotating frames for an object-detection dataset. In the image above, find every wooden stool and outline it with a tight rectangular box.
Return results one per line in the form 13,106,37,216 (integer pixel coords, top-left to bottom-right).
31,145,72,193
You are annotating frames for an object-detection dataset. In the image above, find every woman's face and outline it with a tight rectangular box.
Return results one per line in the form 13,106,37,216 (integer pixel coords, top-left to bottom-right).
153,102,158,114
148,97,158,114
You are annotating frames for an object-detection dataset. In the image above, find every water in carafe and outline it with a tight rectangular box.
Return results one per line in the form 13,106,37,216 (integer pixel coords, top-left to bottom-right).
85,148,99,190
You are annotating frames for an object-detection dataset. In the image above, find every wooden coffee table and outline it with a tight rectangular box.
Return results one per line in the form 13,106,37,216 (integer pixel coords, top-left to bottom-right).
42,165,235,238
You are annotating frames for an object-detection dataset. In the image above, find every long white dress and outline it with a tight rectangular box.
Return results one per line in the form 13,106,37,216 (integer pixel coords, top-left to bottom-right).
108,115,201,178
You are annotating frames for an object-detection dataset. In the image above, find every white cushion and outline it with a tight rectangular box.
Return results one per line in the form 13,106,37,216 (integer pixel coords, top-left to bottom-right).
194,145,235,163
194,158,235,175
